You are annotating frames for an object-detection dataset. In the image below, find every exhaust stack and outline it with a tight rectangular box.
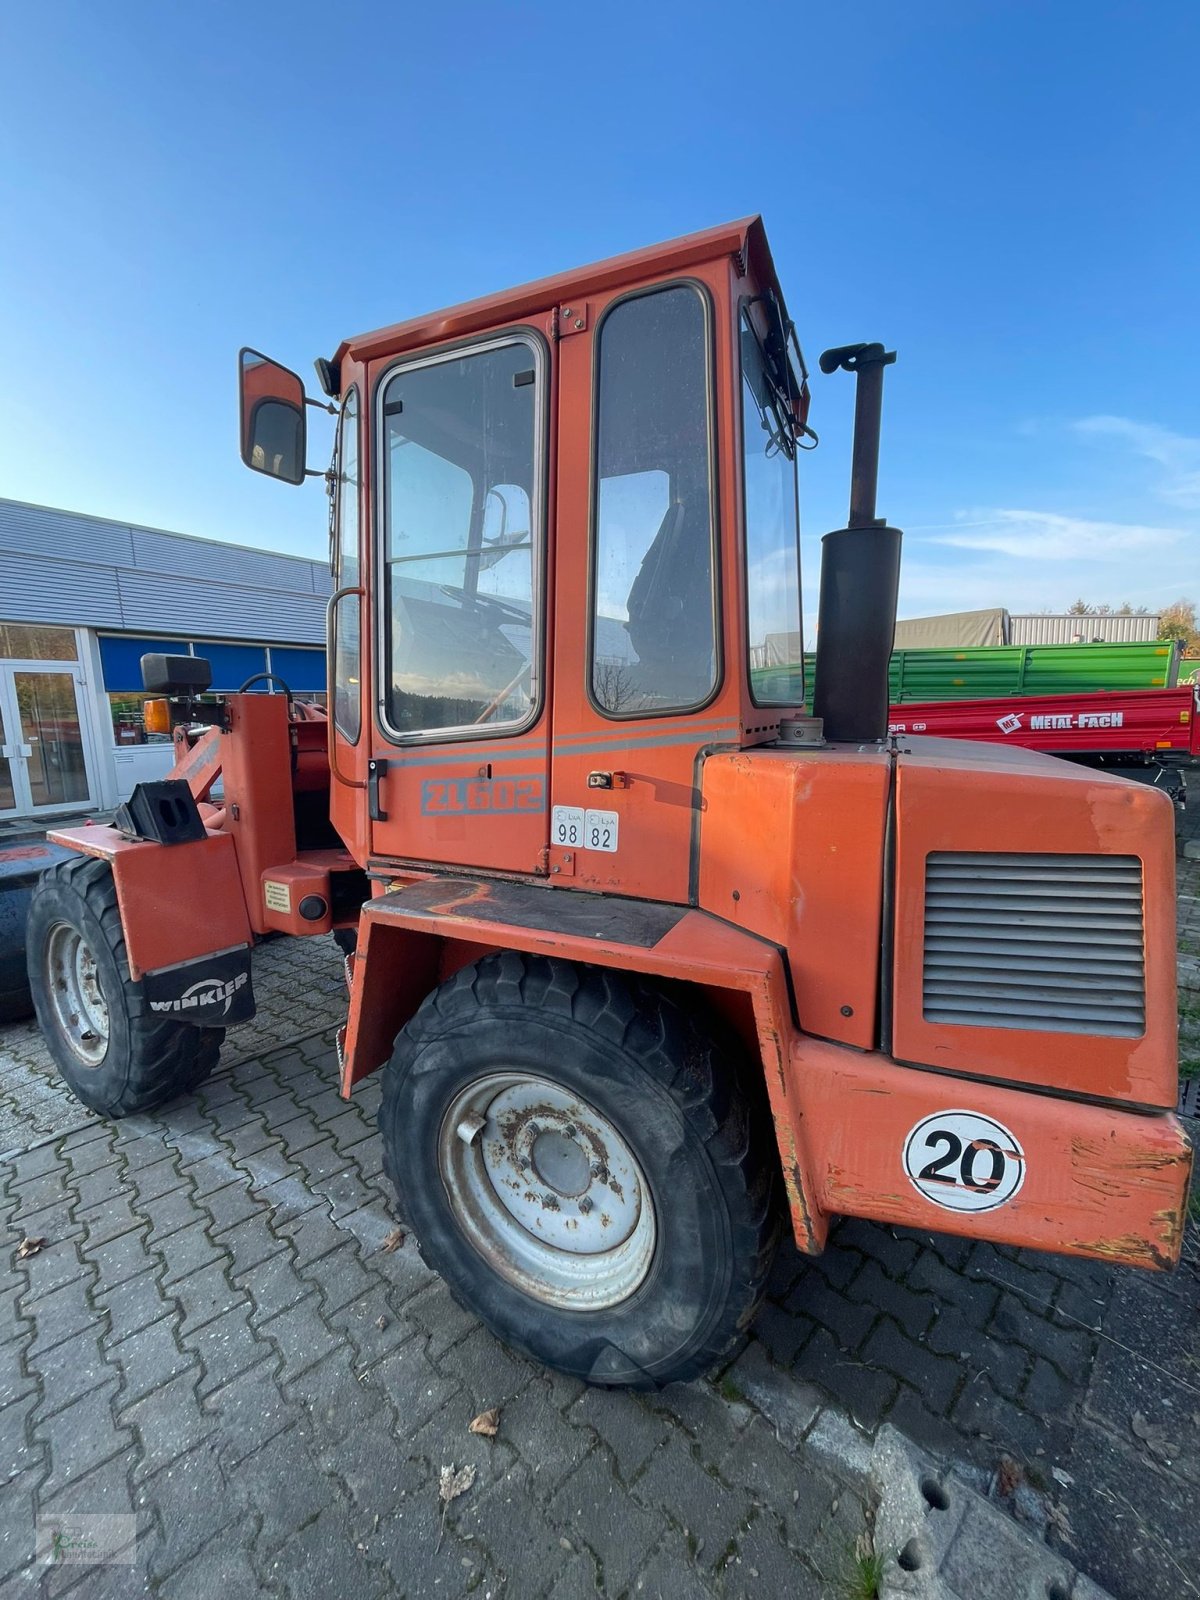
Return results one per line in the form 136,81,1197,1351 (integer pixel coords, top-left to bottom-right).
811,343,902,744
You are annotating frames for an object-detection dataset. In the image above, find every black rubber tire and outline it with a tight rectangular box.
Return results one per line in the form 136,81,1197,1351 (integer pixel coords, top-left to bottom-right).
380,952,781,1388
26,856,224,1117
333,927,358,958
0,880,35,1022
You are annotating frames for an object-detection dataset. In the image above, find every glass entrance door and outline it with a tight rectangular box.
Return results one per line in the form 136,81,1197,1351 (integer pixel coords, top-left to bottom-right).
0,666,92,817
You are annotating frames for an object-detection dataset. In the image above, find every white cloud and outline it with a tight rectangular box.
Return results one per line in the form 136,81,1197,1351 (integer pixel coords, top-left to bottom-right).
1073,415,1200,510
928,507,1183,562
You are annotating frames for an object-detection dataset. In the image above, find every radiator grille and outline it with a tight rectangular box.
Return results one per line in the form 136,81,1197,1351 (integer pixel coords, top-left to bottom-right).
922,852,1145,1037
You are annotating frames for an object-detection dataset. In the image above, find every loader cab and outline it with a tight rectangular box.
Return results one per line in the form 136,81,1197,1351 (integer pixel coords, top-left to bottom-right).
239,218,811,903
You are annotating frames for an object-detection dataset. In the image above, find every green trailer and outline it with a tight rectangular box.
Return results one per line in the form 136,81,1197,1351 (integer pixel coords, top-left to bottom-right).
752,638,1181,707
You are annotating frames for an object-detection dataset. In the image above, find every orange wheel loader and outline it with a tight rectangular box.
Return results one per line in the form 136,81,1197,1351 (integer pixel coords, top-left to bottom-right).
27,219,1192,1387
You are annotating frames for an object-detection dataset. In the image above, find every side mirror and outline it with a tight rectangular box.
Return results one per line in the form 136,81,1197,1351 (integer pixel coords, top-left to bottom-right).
239,348,307,485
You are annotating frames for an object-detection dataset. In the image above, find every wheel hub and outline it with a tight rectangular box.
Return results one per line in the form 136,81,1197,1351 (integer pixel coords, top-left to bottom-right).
45,922,109,1067
438,1074,656,1309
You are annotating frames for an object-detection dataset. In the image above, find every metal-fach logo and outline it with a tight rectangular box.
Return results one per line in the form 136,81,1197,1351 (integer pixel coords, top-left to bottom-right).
149,972,249,1018
995,713,1023,734
36,1514,137,1566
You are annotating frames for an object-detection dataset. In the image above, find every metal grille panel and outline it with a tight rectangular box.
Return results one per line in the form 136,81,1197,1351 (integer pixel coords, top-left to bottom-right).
922,852,1145,1037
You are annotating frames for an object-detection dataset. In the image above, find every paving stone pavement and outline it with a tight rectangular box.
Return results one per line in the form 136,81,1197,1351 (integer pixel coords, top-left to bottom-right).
0,799,1197,1599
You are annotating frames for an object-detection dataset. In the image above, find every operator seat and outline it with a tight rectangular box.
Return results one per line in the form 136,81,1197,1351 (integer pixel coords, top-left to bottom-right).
624,498,714,705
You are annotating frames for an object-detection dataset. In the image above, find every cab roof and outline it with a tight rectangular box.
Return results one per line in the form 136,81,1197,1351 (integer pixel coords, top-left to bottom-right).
334,215,784,367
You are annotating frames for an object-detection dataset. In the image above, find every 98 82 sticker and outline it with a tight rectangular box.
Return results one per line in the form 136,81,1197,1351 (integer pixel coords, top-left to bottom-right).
550,805,619,853
902,1110,1025,1213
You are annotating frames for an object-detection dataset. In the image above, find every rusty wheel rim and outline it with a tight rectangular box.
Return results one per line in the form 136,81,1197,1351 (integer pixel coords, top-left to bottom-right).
45,922,109,1068
437,1073,657,1310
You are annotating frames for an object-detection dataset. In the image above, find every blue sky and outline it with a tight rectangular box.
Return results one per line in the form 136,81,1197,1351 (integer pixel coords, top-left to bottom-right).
1,0,1196,626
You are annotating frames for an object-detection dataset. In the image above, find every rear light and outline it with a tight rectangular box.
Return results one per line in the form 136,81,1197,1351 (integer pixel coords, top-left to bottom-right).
143,699,171,735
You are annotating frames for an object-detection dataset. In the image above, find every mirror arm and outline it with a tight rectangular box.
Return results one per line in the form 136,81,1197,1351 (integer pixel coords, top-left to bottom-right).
305,397,338,415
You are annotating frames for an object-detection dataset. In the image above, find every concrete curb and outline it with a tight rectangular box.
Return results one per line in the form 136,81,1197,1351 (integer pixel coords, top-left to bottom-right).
805,1420,1111,1600
728,1344,1113,1599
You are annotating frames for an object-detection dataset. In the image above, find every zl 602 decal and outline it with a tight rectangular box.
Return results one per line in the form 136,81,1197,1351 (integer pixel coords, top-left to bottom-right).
421,776,544,816
902,1110,1026,1213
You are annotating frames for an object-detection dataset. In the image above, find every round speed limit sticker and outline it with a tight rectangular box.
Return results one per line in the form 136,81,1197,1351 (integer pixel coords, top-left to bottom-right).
902,1110,1026,1213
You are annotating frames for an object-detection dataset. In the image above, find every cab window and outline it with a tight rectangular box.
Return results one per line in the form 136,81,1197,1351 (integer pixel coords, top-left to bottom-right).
741,311,803,705
591,285,717,716
332,388,361,742
380,340,540,736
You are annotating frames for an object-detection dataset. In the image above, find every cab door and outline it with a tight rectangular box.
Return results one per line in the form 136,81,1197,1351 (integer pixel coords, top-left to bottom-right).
548,275,742,907
367,330,553,876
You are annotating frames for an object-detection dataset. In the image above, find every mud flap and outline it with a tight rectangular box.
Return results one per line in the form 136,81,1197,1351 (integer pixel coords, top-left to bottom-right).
141,946,255,1026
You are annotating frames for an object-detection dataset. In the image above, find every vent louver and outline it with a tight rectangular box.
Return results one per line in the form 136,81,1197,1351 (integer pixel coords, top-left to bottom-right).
922,852,1145,1037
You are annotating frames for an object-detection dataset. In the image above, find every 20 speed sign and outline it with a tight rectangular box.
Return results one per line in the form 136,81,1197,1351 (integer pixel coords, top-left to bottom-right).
902,1110,1026,1213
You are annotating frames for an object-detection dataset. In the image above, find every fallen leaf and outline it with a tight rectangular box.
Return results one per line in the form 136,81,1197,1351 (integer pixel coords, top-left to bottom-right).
469,1408,500,1438
996,1455,1023,1498
439,1463,476,1504
436,1463,477,1550
375,1315,388,1330
1131,1411,1177,1462
1051,1467,1074,1488
1046,1500,1076,1547
381,1227,406,1254
17,1237,47,1259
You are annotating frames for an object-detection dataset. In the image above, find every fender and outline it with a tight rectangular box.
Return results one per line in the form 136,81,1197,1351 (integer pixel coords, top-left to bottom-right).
46,824,253,981
340,874,828,1253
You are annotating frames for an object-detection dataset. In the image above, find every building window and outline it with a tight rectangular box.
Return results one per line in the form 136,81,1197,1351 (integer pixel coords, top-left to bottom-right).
99,635,325,742
380,338,541,737
0,623,77,661
590,284,717,717
333,388,361,742
741,311,803,704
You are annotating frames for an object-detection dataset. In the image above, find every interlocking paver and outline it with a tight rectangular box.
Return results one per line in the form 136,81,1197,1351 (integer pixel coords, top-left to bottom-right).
174,1260,247,1337
567,1385,671,1484
32,1326,114,1420
0,1466,41,1584
361,1339,456,1432
159,1219,223,1285
97,1265,174,1347
35,1382,130,1496
121,1367,216,1479
549,1449,668,1596
84,1222,155,1290
491,1376,594,1498
258,1293,341,1381
239,1245,310,1324
25,1271,98,1357
204,1359,291,1471
108,1315,196,1407
137,1440,236,1580
454,1461,573,1592
185,1303,265,1397
157,1536,265,1600
229,1427,331,1556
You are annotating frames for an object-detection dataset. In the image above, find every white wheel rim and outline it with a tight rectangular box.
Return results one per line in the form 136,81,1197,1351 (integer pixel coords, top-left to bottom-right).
437,1073,657,1310
45,922,109,1067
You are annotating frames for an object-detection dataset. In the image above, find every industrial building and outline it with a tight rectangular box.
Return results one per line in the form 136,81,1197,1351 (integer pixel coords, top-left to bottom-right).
0,498,329,825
